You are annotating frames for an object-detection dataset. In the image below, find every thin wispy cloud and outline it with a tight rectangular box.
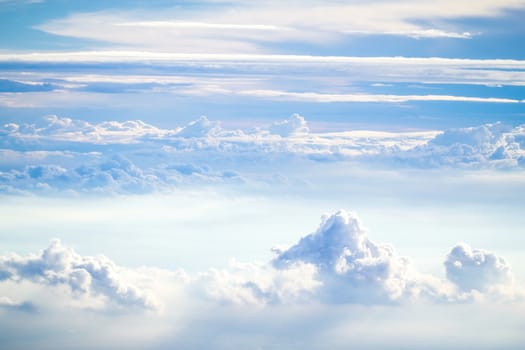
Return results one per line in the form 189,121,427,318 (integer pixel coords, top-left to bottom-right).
237,90,521,104
33,1,525,53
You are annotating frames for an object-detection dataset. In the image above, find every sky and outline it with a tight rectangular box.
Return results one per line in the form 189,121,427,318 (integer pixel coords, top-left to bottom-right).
0,1,525,349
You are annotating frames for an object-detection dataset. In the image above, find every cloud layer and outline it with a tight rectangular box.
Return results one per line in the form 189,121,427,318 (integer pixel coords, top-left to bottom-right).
0,210,520,312
2,115,525,194
30,1,525,54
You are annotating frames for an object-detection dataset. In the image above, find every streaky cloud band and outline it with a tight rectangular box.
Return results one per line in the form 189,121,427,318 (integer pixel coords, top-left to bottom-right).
1,51,525,67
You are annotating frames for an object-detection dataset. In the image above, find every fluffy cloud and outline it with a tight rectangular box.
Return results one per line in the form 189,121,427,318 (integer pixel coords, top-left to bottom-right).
445,243,514,293
272,210,441,304
195,260,320,306
268,114,309,137
2,115,525,194
0,115,172,145
196,210,517,305
175,116,222,138
5,116,525,170
0,210,522,315
394,123,525,168
0,154,164,194
198,210,521,306
0,240,157,310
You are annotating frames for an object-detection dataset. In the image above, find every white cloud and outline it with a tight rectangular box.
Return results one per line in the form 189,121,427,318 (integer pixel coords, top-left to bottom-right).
30,1,525,54
0,239,158,310
238,89,521,103
1,115,173,144
272,210,451,304
116,21,287,31
445,243,514,293
2,52,524,94
195,260,320,306
0,296,35,312
268,114,309,137
175,116,221,138
2,51,525,67
394,123,525,168
0,209,523,350
2,115,525,194
0,154,166,195
0,214,520,311
197,210,522,306
344,28,473,39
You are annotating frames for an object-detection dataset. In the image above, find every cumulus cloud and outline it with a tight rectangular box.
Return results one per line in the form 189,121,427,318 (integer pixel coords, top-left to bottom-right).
2,115,525,194
268,114,309,137
195,260,320,306
175,116,221,138
445,243,514,293
0,154,164,194
273,210,433,303
4,116,525,170
394,123,525,168
0,240,157,310
0,210,522,315
198,210,522,306
0,115,172,145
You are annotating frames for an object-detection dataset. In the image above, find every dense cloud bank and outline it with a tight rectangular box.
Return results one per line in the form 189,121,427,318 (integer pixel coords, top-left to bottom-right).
0,210,520,313
1,115,525,194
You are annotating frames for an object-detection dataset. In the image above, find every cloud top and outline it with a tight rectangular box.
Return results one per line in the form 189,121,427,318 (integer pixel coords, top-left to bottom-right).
273,210,421,303
268,114,309,137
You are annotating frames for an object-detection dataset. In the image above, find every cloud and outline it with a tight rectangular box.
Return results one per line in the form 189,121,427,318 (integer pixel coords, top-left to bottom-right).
0,239,157,310
268,114,309,137
0,79,57,93
116,21,287,31
0,210,522,319
175,116,221,138
3,51,525,67
2,52,524,96
2,115,525,194
198,210,524,306
445,243,514,293
272,210,444,304
344,29,473,39
239,89,521,104
0,154,164,194
29,1,525,55
195,260,320,306
393,122,525,168
0,296,36,312
0,115,172,145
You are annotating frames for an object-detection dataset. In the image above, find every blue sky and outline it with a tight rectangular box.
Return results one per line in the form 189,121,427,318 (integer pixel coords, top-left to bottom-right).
1,1,525,349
